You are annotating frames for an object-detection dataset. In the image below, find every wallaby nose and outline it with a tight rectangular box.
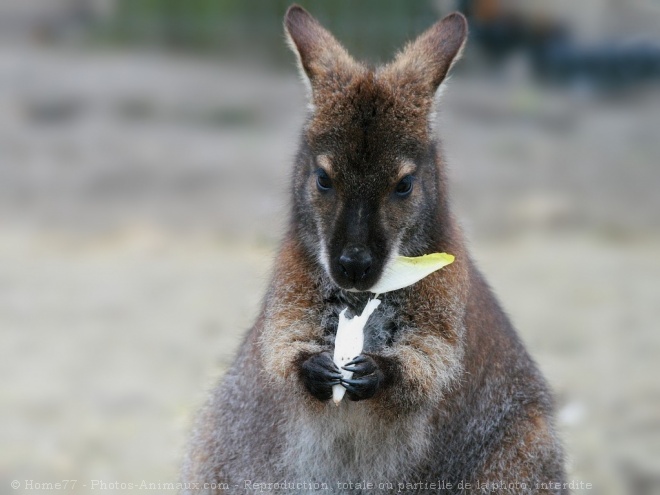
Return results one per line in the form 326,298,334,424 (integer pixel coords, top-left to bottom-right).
339,245,373,283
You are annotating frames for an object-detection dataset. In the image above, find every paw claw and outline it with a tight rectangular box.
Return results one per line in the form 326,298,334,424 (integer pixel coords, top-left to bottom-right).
341,376,373,386
344,355,368,367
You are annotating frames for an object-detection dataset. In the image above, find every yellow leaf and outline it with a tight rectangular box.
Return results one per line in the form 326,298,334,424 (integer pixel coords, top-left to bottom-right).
368,253,454,294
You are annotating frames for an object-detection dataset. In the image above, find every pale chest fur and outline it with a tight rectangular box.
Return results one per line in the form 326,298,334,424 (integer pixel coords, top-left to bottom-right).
280,401,433,492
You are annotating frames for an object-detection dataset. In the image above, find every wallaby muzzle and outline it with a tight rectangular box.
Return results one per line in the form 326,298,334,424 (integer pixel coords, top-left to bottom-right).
327,201,389,291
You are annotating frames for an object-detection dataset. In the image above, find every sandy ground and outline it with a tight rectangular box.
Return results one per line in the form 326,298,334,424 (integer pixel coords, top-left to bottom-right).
1,46,659,494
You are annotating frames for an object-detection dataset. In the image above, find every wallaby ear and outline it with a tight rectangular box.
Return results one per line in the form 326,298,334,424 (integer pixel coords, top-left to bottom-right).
284,5,360,97
384,12,468,94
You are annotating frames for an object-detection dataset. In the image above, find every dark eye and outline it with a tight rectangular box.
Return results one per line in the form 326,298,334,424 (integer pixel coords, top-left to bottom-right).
395,175,414,197
316,169,332,191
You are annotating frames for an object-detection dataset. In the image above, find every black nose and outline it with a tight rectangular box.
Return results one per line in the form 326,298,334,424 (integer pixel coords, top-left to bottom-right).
339,245,373,283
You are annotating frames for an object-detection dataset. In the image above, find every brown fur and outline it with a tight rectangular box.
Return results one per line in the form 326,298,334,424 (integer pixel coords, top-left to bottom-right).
182,5,566,493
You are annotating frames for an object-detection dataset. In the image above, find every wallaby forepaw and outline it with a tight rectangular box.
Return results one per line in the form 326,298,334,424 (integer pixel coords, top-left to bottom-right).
299,352,342,401
341,354,383,401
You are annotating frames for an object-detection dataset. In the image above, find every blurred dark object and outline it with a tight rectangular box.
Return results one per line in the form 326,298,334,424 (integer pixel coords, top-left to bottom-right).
458,0,660,92
458,0,567,62
534,39,660,92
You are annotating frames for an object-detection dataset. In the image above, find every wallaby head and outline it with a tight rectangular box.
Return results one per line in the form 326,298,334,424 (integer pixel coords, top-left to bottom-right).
284,5,467,292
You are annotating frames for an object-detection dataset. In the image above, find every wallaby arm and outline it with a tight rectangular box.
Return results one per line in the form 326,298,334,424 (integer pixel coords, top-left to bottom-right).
258,236,327,395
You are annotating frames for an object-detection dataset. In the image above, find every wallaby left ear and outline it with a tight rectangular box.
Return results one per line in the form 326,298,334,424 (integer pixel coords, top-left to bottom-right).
284,5,360,97
383,12,468,94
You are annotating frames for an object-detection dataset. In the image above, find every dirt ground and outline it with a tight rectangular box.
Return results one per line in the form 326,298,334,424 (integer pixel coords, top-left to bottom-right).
1,46,659,494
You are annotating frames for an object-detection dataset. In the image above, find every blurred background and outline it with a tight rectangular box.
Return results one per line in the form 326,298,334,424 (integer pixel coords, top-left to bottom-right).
0,0,659,493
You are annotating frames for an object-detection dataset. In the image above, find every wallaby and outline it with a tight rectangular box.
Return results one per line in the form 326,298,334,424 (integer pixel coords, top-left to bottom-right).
182,5,566,494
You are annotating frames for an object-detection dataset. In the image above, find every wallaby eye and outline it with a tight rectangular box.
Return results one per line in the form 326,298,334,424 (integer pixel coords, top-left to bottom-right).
316,169,332,191
395,175,414,197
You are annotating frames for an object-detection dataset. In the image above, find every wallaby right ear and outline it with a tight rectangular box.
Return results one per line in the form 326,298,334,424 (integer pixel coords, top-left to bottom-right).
284,5,360,98
383,12,468,96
